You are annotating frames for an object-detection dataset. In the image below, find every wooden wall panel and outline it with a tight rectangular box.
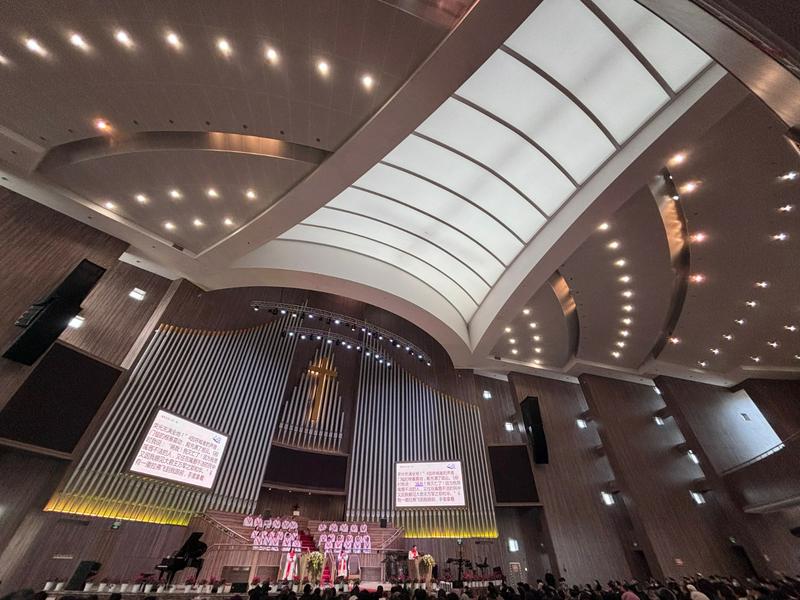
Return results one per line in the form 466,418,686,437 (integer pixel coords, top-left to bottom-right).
738,379,800,440
256,488,346,521
581,374,745,578
508,373,630,582
470,375,525,446
0,190,127,410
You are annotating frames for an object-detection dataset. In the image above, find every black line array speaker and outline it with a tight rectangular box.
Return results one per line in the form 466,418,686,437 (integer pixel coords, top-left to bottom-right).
520,395,549,464
2,259,105,365
380,518,388,528
66,560,101,590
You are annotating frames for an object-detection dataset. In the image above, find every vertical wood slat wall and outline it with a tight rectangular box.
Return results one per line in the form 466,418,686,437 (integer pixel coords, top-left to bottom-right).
45,317,296,525
273,343,345,453
346,344,497,538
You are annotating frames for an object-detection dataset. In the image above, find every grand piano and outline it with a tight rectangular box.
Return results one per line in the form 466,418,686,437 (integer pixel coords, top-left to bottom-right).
156,532,207,585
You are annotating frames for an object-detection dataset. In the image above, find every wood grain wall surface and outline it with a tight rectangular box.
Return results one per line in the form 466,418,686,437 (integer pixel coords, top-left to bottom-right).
256,488,347,521
738,379,800,440
656,376,800,576
508,373,630,582
580,374,746,578
0,190,127,410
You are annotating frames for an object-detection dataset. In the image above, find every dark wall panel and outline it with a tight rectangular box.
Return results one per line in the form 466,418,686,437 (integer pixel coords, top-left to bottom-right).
263,446,348,491
0,343,120,452
489,445,538,504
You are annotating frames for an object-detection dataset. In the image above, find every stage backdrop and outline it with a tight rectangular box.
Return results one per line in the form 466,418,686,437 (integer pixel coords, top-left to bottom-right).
346,342,497,538
46,317,296,525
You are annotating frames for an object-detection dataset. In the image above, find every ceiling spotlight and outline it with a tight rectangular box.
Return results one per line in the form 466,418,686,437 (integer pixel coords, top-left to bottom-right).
745,300,758,307
317,60,330,76
734,319,745,325
690,232,707,243
680,181,700,194
115,30,134,48
755,281,769,288
192,218,204,227
169,189,182,199
767,341,779,348
697,361,708,368
722,334,733,340
614,258,627,267
216,38,232,56
772,233,789,241
622,290,633,298
135,193,148,204
265,46,279,64
94,118,111,132
598,222,610,231
361,74,375,90
607,240,620,250
164,221,175,230
522,308,531,315
69,33,90,51
0,54,9,66
668,152,686,166
710,348,720,354
246,189,257,199
165,31,182,49
533,335,541,342
103,201,115,210
622,318,632,325
619,275,631,283
778,204,794,212
529,322,538,329
511,348,518,355
504,326,512,333
668,337,680,344
622,305,634,312
620,330,630,337
611,351,621,358
223,217,234,226
784,325,797,332
750,356,761,363
509,338,516,344
690,274,705,283
534,347,542,354
671,194,680,201
24,38,47,56
207,188,219,198
779,171,798,181
615,341,625,348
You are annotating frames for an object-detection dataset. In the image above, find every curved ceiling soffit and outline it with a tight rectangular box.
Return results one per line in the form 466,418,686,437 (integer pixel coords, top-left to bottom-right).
35,131,330,174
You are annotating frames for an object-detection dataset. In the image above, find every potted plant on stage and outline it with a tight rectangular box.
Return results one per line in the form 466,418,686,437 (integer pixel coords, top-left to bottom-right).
306,551,325,586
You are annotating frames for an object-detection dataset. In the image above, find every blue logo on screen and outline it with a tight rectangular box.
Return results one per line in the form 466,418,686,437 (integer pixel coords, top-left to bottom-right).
446,463,456,469
212,435,223,444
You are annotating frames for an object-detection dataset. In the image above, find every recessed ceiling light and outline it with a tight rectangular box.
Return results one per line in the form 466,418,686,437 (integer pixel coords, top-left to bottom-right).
192,218,204,227
622,290,633,298
622,305,633,312
164,221,175,230
710,348,720,354
94,118,111,132
611,351,621,358
784,325,797,332
697,361,708,368
522,308,531,315
103,201,115,210
24,38,47,56
745,300,758,307
767,341,779,348
509,338,516,344
690,232,707,243
779,171,798,181
778,204,794,212
668,152,686,166
750,356,761,363
207,188,219,198
619,275,631,283
533,335,541,342
690,274,705,283
511,348,518,355
115,30,133,48
755,281,769,288
69,33,89,51
317,60,330,76
534,347,542,354
734,319,745,325
223,217,234,226
680,181,700,193
534,359,542,365
598,222,610,231
135,193,147,204
246,189,257,199
620,330,629,337
614,258,627,267
165,31,182,49
622,318,632,325
772,233,788,241
607,240,620,250
68,315,85,329
668,337,680,344
265,46,278,64
216,38,232,56
504,326,512,333
671,194,680,201
722,334,733,340
529,322,537,329
129,287,146,301
0,54,9,66
795,355,800,360
361,74,375,90
169,189,182,199
615,341,625,348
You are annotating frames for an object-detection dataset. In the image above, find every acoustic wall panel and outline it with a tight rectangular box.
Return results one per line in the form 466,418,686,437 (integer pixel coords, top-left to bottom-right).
346,346,497,538
45,317,296,525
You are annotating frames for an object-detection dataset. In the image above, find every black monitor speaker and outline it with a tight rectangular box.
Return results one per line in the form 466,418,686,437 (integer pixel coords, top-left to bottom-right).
2,259,105,365
66,560,101,590
520,396,549,464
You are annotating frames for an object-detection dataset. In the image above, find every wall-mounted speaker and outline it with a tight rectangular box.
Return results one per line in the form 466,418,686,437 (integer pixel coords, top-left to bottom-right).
380,518,388,529
520,396,549,464
3,259,105,365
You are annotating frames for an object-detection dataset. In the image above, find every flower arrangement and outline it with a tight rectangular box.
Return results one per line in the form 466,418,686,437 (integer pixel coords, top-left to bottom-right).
307,551,325,582
420,555,436,573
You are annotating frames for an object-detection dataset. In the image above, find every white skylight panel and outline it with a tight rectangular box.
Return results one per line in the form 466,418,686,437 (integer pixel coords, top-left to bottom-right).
457,50,615,183
506,0,669,142
281,224,478,319
592,0,711,92
304,208,491,302
355,163,523,264
327,187,504,284
383,135,545,241
417,98,575,216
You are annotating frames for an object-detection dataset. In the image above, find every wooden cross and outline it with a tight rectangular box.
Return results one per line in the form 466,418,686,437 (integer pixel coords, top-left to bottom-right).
307,357,337,422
